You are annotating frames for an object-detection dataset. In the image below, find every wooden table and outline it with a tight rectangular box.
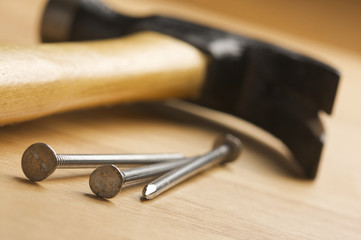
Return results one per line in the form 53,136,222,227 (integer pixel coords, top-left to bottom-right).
1,0,360,239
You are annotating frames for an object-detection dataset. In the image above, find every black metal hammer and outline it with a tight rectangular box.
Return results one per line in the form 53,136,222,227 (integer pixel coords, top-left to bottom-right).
39,0,339,179
39,0,339,178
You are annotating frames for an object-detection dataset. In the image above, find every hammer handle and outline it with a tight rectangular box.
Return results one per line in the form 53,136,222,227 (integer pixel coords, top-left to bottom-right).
0,32,207,125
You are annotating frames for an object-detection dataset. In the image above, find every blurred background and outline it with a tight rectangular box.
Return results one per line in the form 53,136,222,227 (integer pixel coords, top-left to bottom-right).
0,0,360,56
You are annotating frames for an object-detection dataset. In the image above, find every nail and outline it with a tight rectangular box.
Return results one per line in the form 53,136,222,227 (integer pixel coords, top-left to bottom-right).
142,134,242,200
89,157,194,198
22,142,185,182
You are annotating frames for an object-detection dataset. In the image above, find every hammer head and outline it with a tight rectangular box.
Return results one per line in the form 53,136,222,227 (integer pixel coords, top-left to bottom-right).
41,0,340,179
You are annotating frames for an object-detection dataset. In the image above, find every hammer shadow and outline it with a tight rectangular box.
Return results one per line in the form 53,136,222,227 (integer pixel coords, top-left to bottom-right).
238,136,304,178
140,102,305,180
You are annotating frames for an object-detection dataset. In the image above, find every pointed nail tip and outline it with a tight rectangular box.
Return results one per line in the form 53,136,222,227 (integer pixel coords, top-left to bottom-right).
142,184,158,200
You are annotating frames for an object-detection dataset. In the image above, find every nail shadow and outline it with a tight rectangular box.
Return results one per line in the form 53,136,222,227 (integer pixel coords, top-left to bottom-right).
45,173,91,182
13,176,44,188
83,193,115,205
140,196,149,202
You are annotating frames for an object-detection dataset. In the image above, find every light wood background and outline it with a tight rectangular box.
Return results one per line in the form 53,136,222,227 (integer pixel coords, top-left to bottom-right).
0,0,360,239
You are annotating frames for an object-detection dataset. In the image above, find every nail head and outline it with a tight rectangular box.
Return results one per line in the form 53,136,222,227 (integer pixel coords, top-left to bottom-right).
89,165,125,198
213,134,242,163
21,143,58,181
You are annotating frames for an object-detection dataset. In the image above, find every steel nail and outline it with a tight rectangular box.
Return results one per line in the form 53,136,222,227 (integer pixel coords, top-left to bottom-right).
89,157,194,198
21,142,185,181
142,134,242,200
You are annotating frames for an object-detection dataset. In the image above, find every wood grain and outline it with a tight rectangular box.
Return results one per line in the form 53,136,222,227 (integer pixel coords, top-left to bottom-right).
0,31,206,125
0,0,360,239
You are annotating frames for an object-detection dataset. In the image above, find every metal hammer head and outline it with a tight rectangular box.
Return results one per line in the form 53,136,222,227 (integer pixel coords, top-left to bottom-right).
41,0,340,179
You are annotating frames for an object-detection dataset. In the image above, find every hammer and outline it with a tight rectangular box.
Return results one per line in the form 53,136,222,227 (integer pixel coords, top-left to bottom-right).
0,0,339,179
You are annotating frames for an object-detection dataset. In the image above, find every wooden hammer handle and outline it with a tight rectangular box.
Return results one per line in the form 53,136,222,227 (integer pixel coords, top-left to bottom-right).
0,32,207,125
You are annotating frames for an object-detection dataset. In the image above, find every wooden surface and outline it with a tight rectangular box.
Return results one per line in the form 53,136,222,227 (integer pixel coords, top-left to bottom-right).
0,0,360,239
